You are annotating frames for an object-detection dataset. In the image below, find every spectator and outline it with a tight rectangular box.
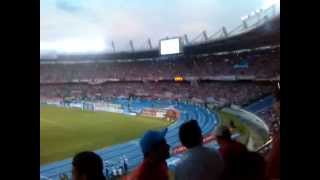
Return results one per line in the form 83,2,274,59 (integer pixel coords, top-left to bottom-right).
216,126,247,160
104,161,110,179
129,128,170,180
235,151,267,180
175,120,224,180
215,126,248,180
71,151,105,180
112,167,117,177
272,91,280,122
266,88,280,180
229,120,236,132
123,155,128,173
265,131,280,180
118,167,123,176
105,167,109,179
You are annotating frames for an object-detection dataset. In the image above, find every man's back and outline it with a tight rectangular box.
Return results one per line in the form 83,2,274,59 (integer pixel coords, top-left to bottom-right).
175,146,224,180
128,159,168,180
219,140,247,162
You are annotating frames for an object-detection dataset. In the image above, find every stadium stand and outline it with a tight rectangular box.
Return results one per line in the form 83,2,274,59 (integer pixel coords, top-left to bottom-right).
40,12,280,180
40,82,274,108
40,47,279,82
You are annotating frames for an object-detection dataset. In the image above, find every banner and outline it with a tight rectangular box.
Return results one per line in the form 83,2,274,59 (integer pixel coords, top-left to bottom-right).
69,102,83,109
94,103,124,113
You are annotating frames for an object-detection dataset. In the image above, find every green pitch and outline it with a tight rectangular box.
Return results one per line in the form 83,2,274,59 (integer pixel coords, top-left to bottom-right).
40,105,171,165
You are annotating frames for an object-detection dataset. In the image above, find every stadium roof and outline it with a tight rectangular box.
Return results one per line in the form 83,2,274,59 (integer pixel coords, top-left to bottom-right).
41,14,279,62
41,0,280,54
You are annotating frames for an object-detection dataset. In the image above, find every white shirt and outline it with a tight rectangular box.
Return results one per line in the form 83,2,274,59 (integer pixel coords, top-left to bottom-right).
112,168,117,176
118,168,122,175
175,146,224,180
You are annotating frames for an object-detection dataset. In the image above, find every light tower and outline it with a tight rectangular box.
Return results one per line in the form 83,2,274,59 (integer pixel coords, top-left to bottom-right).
222,26,228,38
241,17,248,29
255,9,263,24
147,38,153,49
129,40,135,52
202,30,209,42
263,15,269,23
111,41,116,53
184,34,190,45
272,4,276,16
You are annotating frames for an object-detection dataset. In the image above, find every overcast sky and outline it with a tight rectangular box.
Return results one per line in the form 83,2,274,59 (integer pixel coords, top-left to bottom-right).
40,0,280,53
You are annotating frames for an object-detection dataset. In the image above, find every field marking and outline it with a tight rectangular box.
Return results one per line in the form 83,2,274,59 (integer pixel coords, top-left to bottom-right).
41,106,171,165
41,118,74,131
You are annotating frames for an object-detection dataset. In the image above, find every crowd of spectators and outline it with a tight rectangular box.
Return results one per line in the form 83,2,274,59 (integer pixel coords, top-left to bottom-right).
40,47,279,82
70,119,278,180
41,43,279,180
53,84,279,180
256,109,273,128
256,87,280,135
40,82,273,106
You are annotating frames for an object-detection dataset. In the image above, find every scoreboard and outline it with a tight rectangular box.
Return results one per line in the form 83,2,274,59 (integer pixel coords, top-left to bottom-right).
160,37,183,55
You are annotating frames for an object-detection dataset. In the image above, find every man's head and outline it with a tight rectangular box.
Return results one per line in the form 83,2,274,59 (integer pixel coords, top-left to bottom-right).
215,126,232,144
236,151,266,180
229,120,236,129
72,151,105,180
140,128,170,162
179,120,202,149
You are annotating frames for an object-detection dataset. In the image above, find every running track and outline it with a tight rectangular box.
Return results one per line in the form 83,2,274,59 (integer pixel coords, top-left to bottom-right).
40,99,219,180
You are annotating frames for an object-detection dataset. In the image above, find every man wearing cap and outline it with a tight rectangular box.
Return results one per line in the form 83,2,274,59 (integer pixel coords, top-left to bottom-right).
128,128,170,180
175,120,224,180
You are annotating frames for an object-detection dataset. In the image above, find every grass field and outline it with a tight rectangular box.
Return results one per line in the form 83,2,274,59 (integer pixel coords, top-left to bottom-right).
40,105,171,165
217,111,250,145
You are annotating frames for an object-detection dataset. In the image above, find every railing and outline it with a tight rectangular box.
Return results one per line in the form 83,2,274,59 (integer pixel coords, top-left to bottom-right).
256,138,273,155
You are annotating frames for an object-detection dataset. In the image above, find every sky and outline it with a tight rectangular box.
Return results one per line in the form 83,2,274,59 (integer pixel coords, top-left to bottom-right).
40,0,280,54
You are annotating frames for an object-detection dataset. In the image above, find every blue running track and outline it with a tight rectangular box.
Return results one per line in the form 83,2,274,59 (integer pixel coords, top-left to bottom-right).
40,99,219,180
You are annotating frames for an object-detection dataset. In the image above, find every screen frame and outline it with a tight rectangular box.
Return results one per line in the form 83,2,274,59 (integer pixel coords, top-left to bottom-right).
159,37,184,56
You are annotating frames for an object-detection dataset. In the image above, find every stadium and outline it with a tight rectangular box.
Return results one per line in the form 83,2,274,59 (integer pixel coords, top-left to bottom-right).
40,2,280,180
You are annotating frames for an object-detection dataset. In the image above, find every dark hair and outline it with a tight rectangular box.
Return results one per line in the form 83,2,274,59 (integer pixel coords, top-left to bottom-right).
216,126,232,140
72,151,105,180
229,121,236,128
179,120,202,148
236,151,266,180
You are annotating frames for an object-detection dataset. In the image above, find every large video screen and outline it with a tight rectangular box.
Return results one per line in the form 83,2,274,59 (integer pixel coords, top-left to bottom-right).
160,38,182,55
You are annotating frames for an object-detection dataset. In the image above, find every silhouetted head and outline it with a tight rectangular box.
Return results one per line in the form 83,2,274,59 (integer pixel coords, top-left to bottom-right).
236,151,266,180
72,151,105,180
179,120,202,149
140,128,170,162
229,120,236,129
216,126,232,144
